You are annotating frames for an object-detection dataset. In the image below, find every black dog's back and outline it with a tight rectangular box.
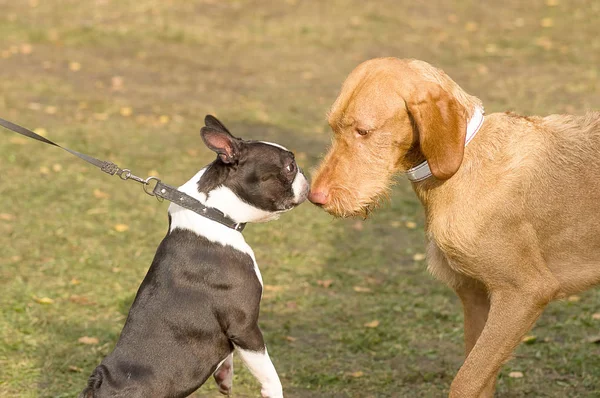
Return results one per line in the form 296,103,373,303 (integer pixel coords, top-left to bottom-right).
81,229,262,397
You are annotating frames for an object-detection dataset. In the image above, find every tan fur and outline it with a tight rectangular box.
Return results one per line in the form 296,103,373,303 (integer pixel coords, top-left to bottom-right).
310,57,600,397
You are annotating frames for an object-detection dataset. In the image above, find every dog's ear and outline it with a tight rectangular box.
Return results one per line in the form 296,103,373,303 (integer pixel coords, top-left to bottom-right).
204,115,233,135
201,115,241,164
406,83,467,180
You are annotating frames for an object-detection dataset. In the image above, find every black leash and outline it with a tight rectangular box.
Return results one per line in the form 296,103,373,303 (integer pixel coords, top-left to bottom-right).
0,117,246,232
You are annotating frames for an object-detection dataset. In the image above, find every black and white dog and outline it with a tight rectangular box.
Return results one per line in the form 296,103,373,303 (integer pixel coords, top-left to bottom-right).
80,116,309,398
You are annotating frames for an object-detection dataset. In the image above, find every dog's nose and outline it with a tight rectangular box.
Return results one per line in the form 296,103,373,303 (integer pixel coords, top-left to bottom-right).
308,190,329,205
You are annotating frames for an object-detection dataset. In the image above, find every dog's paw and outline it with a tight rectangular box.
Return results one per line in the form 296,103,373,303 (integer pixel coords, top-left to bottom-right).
260,384,283,398
214,356,233,395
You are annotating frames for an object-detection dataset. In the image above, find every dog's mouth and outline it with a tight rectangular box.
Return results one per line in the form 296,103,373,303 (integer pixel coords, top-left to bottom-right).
317,188,389,219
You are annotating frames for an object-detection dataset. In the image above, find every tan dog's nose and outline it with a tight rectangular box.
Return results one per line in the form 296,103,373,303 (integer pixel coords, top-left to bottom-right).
308,190,329,205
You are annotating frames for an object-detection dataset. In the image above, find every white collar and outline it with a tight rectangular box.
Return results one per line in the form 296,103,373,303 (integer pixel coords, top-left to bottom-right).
406,107,485,182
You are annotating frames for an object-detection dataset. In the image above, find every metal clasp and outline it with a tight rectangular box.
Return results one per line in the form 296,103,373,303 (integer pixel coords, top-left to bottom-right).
116,168,163,201
143,176,162,201
118,168,146,184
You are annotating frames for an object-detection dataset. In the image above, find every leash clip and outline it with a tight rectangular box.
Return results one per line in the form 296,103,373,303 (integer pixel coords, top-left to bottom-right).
143,176,163,201
117,169,163,201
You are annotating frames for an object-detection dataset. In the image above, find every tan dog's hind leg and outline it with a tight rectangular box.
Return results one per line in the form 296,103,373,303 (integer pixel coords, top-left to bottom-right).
449,272,559,398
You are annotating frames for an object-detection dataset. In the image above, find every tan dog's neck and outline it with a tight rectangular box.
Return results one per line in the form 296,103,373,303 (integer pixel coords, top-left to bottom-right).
406,106,485,182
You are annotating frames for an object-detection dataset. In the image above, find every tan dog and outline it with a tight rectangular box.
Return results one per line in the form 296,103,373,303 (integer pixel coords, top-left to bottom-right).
309,57,600,397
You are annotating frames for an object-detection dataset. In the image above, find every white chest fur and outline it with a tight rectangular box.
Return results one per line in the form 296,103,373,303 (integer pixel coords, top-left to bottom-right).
168,168,263,286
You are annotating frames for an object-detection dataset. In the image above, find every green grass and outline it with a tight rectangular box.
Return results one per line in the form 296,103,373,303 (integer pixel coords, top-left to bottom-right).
1,0,599,397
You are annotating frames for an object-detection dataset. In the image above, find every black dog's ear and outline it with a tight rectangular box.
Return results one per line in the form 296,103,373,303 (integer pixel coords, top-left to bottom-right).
200,115,241,164
204,115,233,135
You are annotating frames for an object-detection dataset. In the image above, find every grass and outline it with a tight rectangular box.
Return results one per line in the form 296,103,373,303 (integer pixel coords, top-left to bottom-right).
1,0,599,397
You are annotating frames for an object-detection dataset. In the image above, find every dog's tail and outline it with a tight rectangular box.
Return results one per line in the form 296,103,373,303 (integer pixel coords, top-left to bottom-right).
78,364,110,398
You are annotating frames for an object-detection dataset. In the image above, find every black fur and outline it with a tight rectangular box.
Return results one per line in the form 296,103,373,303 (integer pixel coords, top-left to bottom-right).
80,230,264,397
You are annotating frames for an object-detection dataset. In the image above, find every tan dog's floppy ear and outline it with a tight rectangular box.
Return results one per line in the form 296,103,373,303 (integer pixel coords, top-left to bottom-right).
406,83,467,180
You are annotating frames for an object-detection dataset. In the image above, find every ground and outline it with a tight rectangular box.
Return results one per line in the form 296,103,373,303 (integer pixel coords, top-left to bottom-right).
0,0,599,397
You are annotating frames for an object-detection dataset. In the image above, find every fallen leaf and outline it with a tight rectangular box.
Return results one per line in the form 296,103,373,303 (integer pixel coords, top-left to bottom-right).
353,286,371,293
264,285,284,292
286,301,297,309
447,14,458,23
68,365,83,373
28,102,42,110
33,127,47,137
317,279,333,288
86,208,108,215
186,149,199,156
52,163,62,172
112,267,121,273
69,61,81,71
301,71,313,80
10,136,28,145
364,320,380,328
540,18,554,27
93,189,110,199
534,37,553,50
567,295,580,302
285,336,297,342
295,152,307,160
78,336,99,345
45,105,57,114
19,44,32,55
485,43,498,54
69,295,95,305
114,224,129,232
352,221,364,231
349,371,364,378
159,115,170,124
522,335,537,344
120,107,133,117
592,313,600,320
390,221,401,228
10,255,21,262
111,76,124,90
34,297,54,304
545,0,559,5
40,166,50,175
508,371,524,378
0,213,16,221
412,253,426,261
147,169,160,177
405,221,417,229
93,113,108,121
70,278,80,285
464,21,478,32
476,64,489,75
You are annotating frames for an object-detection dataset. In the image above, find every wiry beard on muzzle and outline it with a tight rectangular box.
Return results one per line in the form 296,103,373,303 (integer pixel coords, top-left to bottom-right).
325,183,392,219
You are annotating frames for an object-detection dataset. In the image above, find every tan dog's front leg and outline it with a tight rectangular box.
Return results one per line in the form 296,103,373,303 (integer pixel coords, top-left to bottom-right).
455,282,495,397
449,280,559,398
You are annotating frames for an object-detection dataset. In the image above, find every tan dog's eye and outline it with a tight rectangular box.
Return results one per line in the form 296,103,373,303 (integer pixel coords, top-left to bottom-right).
356,128,370,136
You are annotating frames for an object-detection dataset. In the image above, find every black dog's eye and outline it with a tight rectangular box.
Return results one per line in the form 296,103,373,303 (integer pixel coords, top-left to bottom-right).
356,128,370,136
285,163,296,173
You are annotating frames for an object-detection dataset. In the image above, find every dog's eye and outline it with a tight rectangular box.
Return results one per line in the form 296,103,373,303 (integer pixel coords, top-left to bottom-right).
285,163,296,173
356,128,370,136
